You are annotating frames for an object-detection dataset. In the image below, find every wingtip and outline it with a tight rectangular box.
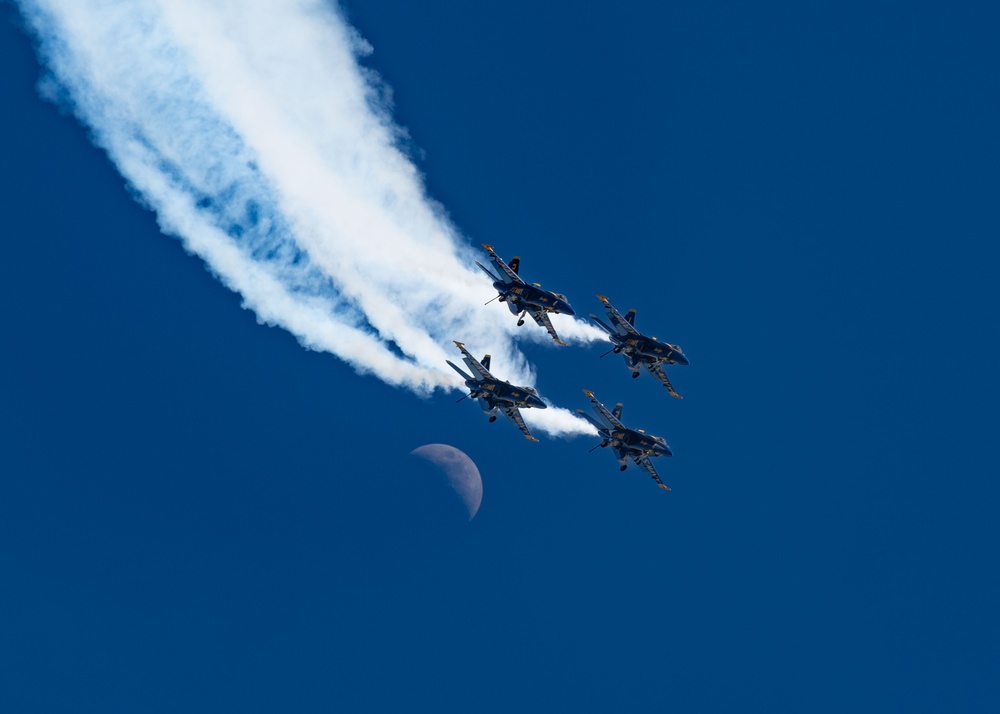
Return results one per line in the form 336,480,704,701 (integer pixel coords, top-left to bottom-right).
481,242,494,252
555,339,568,347
525,434,539,442
453,340,465,347
596,294,609,302
658,484,672,491
582,389,594,397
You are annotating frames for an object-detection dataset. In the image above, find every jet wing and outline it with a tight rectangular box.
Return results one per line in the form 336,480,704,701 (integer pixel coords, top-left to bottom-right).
597,295,640,337
453,341,494,382
635,453,671,491
582,390,624,430
503,405,539,442
645,361,683,399
482,243,524,285
529,308,567,346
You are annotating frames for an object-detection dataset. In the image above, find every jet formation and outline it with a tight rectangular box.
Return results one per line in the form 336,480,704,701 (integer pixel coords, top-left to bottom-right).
450,243,690,491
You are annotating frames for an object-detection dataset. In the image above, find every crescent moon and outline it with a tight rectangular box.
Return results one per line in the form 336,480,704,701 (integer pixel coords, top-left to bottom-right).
411,444,483,520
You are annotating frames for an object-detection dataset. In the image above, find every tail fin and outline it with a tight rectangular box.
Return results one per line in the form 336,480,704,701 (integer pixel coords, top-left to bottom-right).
612,403,623,421
625,309,636,326
481,354,491,371
509,256,521,275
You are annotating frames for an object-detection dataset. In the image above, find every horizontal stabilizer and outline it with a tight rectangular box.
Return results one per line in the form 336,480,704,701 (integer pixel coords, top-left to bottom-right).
446,360,473,381
576,409,607,433
589,314,615,335
475,260,503,284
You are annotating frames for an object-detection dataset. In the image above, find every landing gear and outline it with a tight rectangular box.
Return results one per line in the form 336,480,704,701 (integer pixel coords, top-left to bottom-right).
619,464,628,472
631,372,640,379
488,415,497,423
517,319,525,326
613,346,622,354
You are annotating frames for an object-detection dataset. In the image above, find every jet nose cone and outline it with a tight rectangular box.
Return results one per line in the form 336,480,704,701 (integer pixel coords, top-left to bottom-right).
674,351,690,366
560,302,575,316
531,396,548,409
656,443,673,456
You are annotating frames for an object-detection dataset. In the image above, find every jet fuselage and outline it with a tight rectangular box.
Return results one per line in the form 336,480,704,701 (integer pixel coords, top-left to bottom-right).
466,377,547,410
616,336,688,365
496,281,575,316
610,428,673,457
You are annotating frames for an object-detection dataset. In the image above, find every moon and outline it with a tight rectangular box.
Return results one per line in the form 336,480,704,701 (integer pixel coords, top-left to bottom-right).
410,444,483,520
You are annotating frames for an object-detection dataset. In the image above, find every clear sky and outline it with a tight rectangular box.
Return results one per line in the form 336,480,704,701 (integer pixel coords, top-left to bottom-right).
2,1,999,711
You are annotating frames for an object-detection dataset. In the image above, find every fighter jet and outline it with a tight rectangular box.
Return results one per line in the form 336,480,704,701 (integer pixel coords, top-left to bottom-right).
446,340,546,442
590,295,690,398
577,390,673,490
476,243,575,346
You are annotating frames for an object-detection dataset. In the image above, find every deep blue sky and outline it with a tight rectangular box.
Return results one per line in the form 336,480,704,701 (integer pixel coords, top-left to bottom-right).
2,1,999,711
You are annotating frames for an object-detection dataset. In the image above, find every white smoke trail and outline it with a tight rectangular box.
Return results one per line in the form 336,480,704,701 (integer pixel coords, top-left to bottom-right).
16,0,603,437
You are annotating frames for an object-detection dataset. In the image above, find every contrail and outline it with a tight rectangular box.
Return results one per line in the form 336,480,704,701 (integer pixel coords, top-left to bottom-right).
16,0,603,437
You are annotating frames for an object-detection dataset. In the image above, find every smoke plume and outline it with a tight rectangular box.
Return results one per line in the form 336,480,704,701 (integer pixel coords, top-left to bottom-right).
17,0,603,437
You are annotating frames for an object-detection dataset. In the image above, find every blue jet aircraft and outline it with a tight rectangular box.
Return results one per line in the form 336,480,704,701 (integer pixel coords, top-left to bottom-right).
577,390,673,490
476,243,575,346
446,340,546,442
590,295,689,398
